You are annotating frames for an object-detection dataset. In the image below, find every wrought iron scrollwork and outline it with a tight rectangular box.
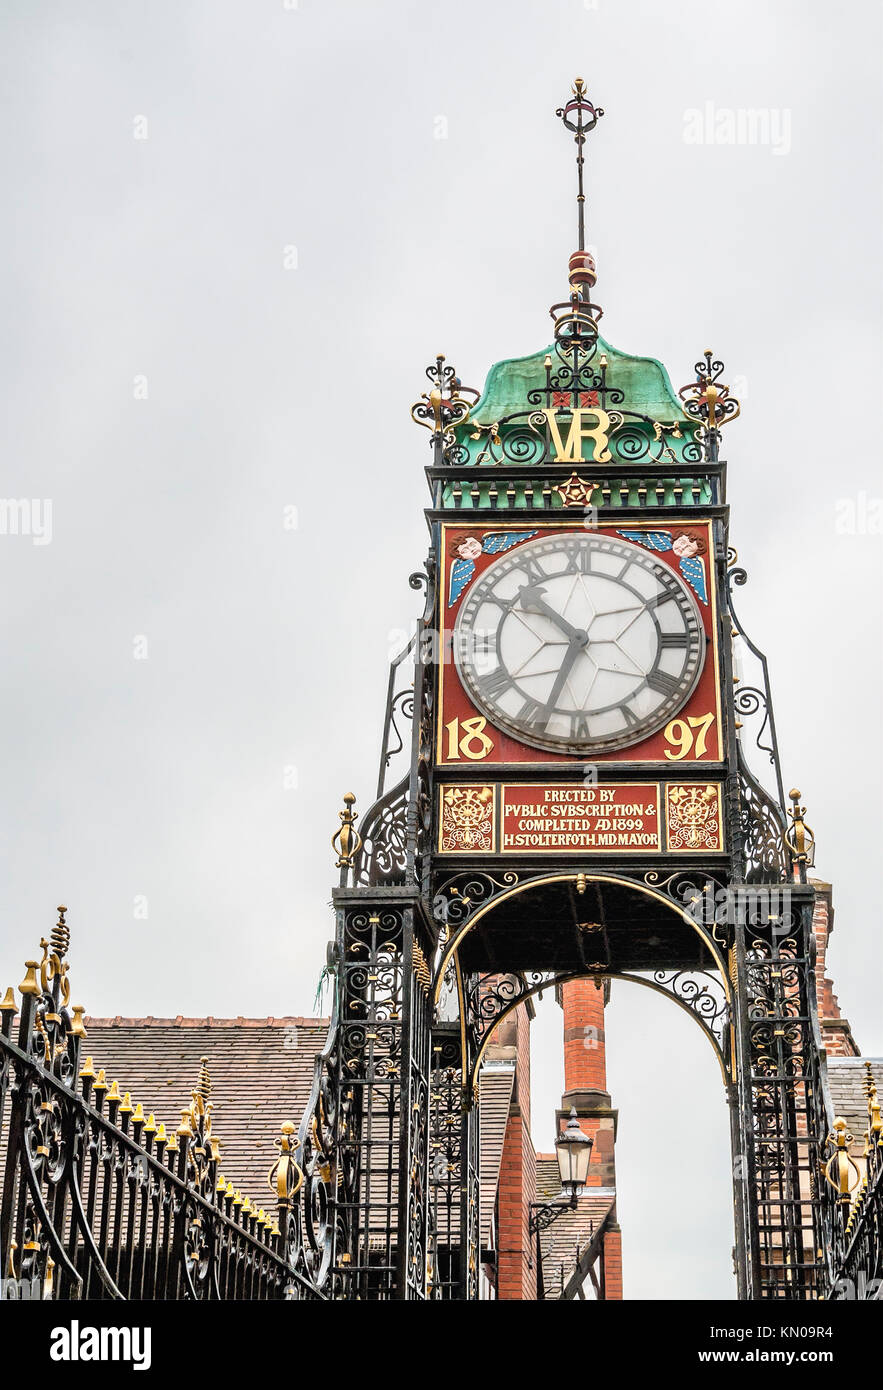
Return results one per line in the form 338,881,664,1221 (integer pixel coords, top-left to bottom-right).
351,777,409,887
735,897,830,1298
726,562,787,813
737,750,790,884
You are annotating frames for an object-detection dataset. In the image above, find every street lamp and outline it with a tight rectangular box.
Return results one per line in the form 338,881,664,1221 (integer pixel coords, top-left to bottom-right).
555,1106,594,1198
529,1109,593,1298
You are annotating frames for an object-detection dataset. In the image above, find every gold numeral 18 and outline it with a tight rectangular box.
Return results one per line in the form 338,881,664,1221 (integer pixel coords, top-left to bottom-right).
445,716,495,761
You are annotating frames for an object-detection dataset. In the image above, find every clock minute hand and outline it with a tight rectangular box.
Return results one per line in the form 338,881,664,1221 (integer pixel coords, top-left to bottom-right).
518,583,585,643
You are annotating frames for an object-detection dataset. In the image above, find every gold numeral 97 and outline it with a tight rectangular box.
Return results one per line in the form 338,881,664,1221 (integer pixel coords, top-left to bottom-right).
664,712,715,761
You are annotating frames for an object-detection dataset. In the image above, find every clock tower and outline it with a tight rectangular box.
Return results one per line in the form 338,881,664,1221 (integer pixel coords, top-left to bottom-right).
298,79,831,1302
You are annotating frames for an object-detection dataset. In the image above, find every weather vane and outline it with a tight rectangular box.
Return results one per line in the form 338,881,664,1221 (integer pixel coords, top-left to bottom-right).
556,77,604,254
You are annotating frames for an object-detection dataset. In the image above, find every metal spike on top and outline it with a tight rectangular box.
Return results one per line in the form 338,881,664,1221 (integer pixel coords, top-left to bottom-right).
556,78,604,254
50,905,69,961
196,1056,212,1103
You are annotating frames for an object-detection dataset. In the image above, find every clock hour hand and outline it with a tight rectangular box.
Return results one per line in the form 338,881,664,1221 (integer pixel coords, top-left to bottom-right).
537,630,586,729
518,583,588,646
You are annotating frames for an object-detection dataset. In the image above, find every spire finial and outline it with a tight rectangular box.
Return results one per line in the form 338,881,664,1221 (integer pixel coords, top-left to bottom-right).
556,77,604,254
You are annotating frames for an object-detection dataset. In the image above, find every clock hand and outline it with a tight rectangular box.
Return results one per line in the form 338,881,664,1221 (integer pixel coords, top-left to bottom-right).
538,630,587,728
518,583,587,645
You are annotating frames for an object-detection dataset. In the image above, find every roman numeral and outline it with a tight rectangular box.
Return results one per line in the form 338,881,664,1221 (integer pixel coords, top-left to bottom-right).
658,632,689,648
570,714,591,740
576,546,593,573
517,697,545,726
469,630,496,656
646,668,682,696
476,667,511,699
517,556,546,584
620,704,640,726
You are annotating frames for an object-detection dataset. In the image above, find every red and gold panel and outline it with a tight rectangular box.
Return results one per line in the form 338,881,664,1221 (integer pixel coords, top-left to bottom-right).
664,781,724,853
436,780,725,854
437,519,723,768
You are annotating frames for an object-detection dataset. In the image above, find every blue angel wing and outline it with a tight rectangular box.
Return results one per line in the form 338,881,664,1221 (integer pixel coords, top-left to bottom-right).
617,529,673,552
679,555,708,605
448,557,476,606
481,530,537,554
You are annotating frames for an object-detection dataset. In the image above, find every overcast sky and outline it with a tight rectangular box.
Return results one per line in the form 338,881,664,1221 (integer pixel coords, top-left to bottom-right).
1,0,880,1300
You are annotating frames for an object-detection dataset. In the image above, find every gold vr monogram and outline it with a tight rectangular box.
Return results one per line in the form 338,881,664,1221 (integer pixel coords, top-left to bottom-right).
539,406,612,463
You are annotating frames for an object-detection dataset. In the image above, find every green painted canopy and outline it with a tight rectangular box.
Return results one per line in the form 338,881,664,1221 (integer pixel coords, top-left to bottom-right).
468,336,690,428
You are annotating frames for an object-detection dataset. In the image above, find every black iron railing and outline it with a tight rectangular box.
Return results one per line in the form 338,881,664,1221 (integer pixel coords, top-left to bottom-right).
823,1065,883,1300
0,909,324,1301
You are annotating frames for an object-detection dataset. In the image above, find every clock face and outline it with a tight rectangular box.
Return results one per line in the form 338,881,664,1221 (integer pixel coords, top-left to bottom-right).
452,532,706,754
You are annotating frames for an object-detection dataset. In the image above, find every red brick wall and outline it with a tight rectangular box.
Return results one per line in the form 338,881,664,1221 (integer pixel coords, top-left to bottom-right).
496,1004,537,1300
602,1227,623,1300
811,882,860,1057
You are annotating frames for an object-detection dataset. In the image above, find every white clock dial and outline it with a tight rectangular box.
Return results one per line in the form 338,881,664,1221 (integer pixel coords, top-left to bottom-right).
452,532,706,754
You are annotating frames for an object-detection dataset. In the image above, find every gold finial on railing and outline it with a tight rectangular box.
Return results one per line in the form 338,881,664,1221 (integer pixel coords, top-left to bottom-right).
332,793,362,877
70,1005,86,1038
269,1120,304,1206
19,962,40,997
0,987,16,1039
823,1118,861,1203
784,788,816,883
866,1063,882,1139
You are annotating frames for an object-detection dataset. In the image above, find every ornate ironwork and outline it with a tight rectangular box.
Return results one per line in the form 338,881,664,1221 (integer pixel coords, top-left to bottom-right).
351,777,409,887
411,355,479,468
460,966,731,1093
737,750,791,884
678,349,741,463
732,891,830,1298
726,561,787,813
0,910,321,1301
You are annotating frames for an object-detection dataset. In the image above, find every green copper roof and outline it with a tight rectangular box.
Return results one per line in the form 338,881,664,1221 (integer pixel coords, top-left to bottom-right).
469,336,690,427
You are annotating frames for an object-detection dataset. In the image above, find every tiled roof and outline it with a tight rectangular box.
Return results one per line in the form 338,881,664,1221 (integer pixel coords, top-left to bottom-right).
84,1016,330,1203
827,1057,883,1143
478,1065,515,1246
82,1017,519,1239
535,1155,614,1300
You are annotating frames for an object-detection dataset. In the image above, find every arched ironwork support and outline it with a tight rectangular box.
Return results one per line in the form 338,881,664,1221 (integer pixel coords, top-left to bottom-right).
462,968,732,1097
431,869,731,1007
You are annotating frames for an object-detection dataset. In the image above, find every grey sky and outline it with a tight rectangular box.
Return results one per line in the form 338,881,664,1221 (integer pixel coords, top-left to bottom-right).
1,0,880,1299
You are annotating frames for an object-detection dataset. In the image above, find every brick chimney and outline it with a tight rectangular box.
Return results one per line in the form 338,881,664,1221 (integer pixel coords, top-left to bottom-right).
494,1001,537,1300
557,976,622,1296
